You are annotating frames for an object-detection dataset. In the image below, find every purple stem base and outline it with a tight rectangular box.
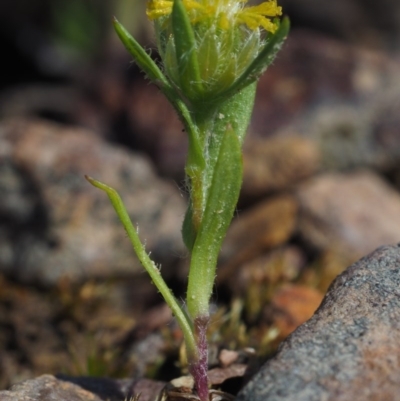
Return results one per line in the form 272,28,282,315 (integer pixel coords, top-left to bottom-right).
189,316,209,401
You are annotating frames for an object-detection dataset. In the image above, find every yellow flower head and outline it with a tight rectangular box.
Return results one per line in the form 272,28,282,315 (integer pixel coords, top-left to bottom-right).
147,0,282,33
146,0,284,103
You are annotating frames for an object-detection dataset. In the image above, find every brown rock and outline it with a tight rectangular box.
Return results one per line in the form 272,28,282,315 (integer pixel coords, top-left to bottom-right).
0,375,165,401
126,80,187,177
58,376,165,401
237,243,400,401
0,119,186,285
219,195,298,280
278,0,400,50
218,349,239,368
242,136,320,199
208,364,247,386
158,384,235,401
0,375,103,401
297,170,400,258
217,246,305,314
266,284,324,339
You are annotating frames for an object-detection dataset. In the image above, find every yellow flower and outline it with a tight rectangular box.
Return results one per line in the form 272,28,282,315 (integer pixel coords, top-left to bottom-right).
146,0,285,102
147,0,282,33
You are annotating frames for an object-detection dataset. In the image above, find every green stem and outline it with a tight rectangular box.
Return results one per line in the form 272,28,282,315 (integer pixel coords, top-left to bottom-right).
85,176,197,359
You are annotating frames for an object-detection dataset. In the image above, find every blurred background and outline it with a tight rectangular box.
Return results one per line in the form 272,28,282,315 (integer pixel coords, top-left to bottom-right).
1,0,400,177
2,0,400,394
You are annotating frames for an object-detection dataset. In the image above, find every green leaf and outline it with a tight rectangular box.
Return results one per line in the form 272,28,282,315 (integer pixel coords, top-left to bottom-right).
113,18,169,86
85,175,197,359
114,17,205,175
171,0,203,100
186,125,243,318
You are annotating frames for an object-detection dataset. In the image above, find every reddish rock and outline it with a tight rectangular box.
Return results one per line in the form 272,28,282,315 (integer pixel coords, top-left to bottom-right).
237,244,400,401
266,284,324,339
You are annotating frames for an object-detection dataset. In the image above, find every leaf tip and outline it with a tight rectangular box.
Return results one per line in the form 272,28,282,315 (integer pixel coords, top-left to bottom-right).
85,175,98,187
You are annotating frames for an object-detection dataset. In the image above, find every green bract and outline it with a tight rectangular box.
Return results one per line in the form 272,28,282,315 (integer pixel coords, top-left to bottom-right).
154,1,288,104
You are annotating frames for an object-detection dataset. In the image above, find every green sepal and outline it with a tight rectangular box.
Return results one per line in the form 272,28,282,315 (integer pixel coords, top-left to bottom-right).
186,125,243,318
171,0,203,100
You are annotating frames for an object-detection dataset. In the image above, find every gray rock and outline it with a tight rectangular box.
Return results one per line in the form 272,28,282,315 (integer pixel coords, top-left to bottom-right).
0,119,186,285
252,31,400,175
237,243,400,401
304,92,400,172
297,170,400,259
0,374,165,401
0,375,103,401
292,41,400,173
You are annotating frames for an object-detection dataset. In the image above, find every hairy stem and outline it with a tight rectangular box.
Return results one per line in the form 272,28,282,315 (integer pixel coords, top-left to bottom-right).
189,316,209,401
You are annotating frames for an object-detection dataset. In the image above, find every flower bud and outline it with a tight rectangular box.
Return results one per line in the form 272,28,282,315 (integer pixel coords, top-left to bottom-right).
147,0,282,104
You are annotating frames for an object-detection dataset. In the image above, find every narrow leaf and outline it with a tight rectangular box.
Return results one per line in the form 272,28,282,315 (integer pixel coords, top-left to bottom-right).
114,18,204,174
113,18,169,86
85,175,197,358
